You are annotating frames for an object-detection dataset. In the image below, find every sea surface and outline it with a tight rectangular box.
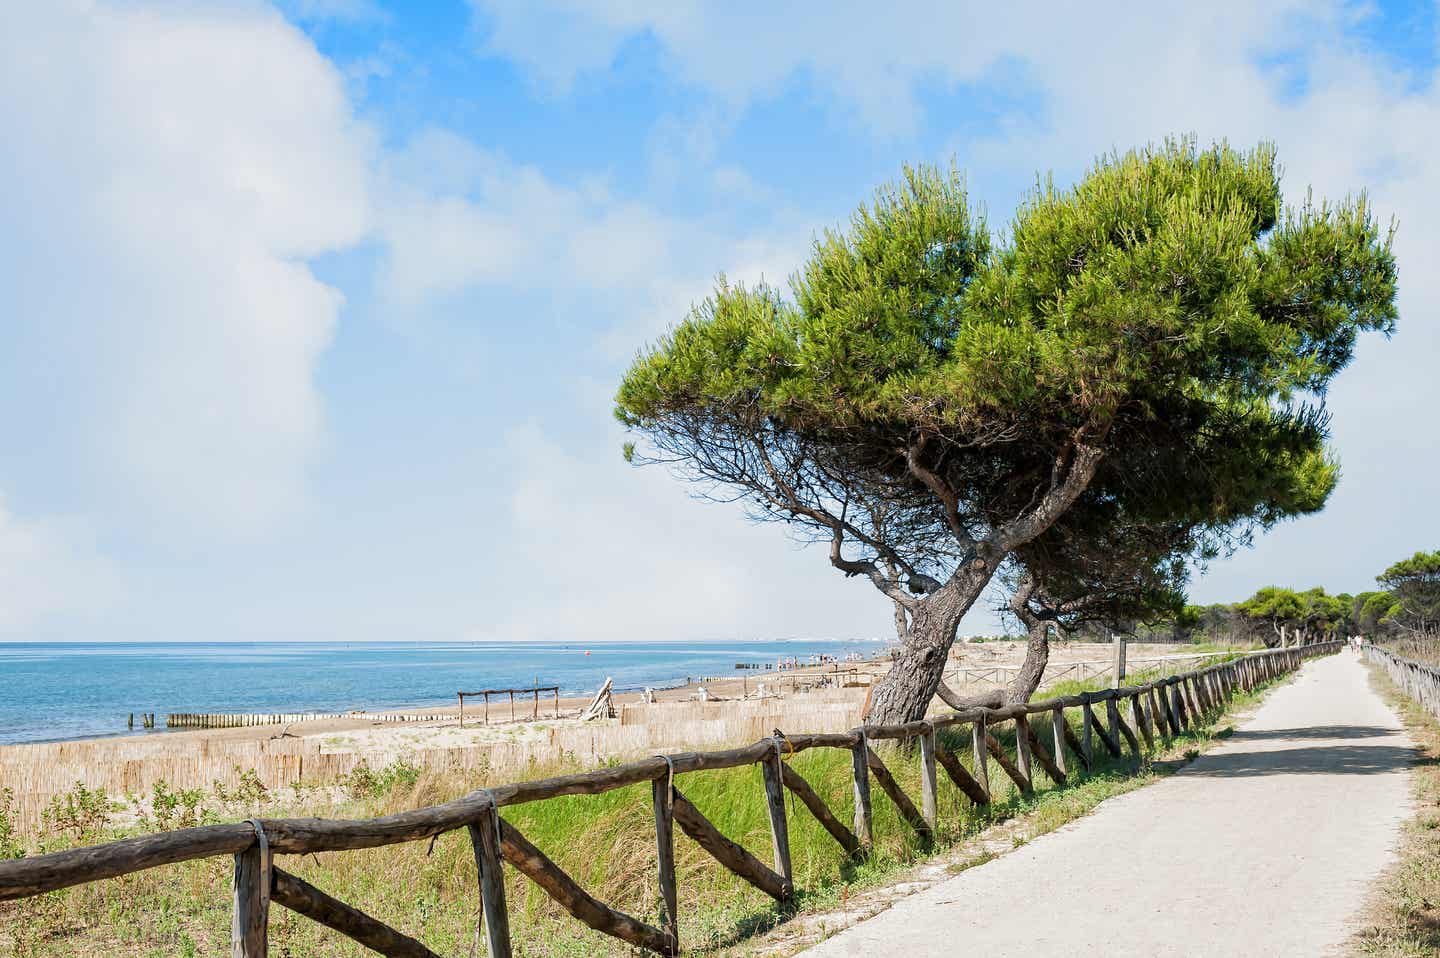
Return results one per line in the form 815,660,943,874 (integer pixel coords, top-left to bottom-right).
0,639,884,746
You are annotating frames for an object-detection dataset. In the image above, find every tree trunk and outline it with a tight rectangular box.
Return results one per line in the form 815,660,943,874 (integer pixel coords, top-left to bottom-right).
865,567,988,725
1004,620,1051,705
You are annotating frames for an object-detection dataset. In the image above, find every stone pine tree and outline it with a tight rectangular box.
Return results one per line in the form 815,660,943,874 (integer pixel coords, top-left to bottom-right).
1377,551,1440,637
615,139,1397,725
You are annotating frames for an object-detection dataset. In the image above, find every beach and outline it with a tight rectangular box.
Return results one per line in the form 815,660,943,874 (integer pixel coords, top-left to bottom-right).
0,639,1241,835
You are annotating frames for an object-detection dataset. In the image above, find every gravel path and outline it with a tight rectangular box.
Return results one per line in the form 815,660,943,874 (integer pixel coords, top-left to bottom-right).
800,651,1414,958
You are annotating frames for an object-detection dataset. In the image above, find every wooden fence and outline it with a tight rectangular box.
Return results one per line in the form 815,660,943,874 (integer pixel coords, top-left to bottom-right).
0,643,1340,957
457,686,561,726
1365,643,1440,717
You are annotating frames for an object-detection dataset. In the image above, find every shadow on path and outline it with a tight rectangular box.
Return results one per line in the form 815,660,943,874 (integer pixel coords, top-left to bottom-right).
1229,724,1398,742
1184,743,1424,778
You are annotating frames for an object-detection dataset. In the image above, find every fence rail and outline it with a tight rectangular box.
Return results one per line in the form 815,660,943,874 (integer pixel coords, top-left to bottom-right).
1365,643,1440,718
0,642,1341,957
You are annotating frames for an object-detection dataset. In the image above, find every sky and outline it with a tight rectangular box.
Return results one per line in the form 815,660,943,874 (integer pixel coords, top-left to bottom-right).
0,0,1437,644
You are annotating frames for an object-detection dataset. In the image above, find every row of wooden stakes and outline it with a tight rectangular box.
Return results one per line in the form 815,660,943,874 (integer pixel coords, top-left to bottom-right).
1365,644,1440,719
0,642,1342,958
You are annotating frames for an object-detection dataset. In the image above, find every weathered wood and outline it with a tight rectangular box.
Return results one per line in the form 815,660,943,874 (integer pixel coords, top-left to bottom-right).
867,747,931,839
1151,685,1174,738
1171,683,1189,732
1013,715,1034,791
231,839,269,958
851,738,873,847
652,776,678,949
1087,703,1121,757
984,732,1032,795
271,868,441,958
0,824,256,900
761,741,794,897
1050,707,1068,778
499,819,673,956
1109,699,1140,757
918,730,939,828
672,789,789,903
470,811,512,958
933,744,990,806
863,719,934,741
972,714,991,796
1081,702,1095,764
1060,712,1092,773
1022,718,1066,785
779,761,862,857
1131,694,1154,751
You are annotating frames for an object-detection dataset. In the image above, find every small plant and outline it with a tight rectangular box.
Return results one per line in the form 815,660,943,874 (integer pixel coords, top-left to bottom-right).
0,786,25,859
41,782,115,842
141,779,207,830
341,759,378,798
342,759,422,799
212,767,270,811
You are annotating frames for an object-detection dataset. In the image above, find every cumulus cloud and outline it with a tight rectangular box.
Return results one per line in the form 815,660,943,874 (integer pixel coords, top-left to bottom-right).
375,126,809,350
0,1,371,538
470,0,1440,622
489,423,890,643
0,495,117,635
470,1,1347,136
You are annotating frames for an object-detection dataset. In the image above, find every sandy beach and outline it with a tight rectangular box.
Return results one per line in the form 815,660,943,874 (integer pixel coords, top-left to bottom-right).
0,640,1247,834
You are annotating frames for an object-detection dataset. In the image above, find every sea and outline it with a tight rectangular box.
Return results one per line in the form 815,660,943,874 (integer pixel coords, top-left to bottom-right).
0,639,885,746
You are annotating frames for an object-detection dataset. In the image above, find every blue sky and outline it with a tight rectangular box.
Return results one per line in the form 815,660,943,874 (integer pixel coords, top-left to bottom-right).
1,0,1437,643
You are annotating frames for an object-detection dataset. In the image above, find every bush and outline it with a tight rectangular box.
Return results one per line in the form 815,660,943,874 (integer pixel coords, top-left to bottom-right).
141,779,207,831
41,782,114,842
342,759,422,799
212,767,269,812
0,786,24,859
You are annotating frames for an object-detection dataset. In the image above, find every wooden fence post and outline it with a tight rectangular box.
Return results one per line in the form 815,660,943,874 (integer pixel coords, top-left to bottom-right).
850,734,873,848
761,738,793,899
1013,715,1034,789
1054,705,1065,783
1050,707,1068,778
652,772,678,950
1080,700,1095,764
470,803,513,958
972,714,991,797
918,728,939,829
231,834,270,958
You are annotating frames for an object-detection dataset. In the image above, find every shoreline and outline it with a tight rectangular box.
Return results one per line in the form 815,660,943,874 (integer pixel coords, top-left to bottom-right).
1,643,893,750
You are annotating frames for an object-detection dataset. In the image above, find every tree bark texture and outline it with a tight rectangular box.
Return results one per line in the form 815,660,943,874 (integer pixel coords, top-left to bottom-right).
866,568,987,725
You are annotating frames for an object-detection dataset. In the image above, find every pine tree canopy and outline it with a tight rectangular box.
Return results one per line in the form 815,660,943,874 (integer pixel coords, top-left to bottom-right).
615,137,1396,621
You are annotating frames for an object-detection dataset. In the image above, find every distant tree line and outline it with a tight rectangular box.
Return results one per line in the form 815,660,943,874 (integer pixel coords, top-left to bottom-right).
1067,549,1440,647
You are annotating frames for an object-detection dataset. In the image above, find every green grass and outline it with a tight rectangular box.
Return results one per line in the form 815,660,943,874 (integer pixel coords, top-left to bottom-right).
1,668,1284,958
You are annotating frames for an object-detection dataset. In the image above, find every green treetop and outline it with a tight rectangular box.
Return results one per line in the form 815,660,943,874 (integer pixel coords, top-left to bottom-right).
616,138,1397,724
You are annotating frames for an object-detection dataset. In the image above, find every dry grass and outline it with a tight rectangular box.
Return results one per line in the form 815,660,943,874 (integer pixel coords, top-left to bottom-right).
1349,666,1440,957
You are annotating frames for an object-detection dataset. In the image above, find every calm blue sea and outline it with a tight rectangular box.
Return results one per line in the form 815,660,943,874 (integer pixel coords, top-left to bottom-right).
0,639,884,746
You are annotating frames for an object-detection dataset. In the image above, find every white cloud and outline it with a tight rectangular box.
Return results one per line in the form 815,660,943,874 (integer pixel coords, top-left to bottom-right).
279,0,386,23
490,423,890,643
375,126,809,350
0,1,371,536
0,496,117,634
470,1,1347,136
473,0,1440,620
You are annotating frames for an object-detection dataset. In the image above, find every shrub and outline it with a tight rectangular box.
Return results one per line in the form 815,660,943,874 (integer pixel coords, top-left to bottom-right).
0,786,24,859
41,782,114,842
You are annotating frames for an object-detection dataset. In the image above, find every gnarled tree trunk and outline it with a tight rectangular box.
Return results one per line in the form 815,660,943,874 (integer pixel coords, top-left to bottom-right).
864,567,987,725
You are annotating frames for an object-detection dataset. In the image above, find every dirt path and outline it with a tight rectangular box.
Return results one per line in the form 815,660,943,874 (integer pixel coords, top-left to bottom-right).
801,651,1414,958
